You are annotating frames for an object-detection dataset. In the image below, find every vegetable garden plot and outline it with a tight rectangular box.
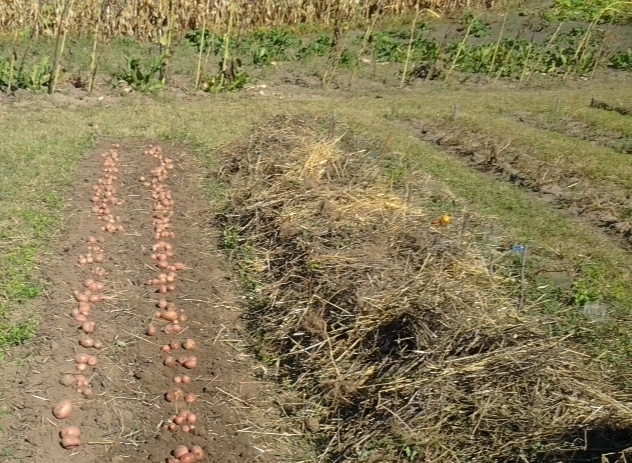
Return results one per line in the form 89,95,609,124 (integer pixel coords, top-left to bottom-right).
0,142,270,462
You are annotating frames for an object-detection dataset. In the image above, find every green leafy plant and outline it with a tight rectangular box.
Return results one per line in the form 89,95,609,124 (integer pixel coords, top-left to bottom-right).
185,29,226,55
0,56,52,92
250,29,301,66
551,0,632,23
370,31,407,63
460,12,491,38
204,59,249,93
609,47,632,70
115,54,165,92
297,34,333,60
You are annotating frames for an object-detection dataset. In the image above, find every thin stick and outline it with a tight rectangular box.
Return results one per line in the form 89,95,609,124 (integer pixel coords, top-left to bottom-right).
445,16,479,83
518,245,528,311
351,10,379,85
49,0,74,95
426,24,452,82
195,0,212,91
487,9,508,78
7,30,18,93
526,22,563,82
400,7,421,88
88,19,100,93
219,6,234,90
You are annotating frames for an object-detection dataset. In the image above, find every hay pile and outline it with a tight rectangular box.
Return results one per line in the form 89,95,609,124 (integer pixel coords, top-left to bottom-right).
215,115,632,462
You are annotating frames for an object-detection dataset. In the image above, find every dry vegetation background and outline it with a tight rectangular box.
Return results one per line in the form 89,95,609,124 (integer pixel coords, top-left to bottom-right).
0,0,502,38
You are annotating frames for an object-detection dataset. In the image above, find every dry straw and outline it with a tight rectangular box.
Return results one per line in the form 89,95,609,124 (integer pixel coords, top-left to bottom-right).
0,1,505,40
215,115,632,462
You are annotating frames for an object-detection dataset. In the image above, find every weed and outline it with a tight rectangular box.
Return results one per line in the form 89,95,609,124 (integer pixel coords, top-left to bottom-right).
358,438,421,462
220,226,241,250
204,58,249,93
460,12,491,38
250,29,301,66
370,30,407,63
0,56,51,92
297,34,332,60
609,47,632,70
0,320,36,348
115,54,165,92
184,29,226,55
550,0,632,23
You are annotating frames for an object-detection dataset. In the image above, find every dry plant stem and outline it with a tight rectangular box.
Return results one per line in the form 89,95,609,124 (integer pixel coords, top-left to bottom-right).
88,20,100,93
426,24,453,82
493,25,525,85
590,31,609,79
49,0,74,95
351,12,379,85
7,30,17,92
519,34,535,82
160,0,175,84
400,8,421,88
487,9,507,78
323,4,343,87
444,15,478,83
526,22,563,82
220,7,234,89
195,0,212,91
1,0,510,36
561,2,628,81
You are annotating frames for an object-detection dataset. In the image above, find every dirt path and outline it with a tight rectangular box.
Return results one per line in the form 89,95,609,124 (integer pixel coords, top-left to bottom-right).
0,141,270,462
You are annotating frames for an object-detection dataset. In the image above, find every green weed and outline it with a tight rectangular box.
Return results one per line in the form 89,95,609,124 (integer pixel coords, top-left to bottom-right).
115,54,165,92
549,0,632,23
0,56,51,92
250,29,301,66
609,47,632,70
204,59,249,93
297,34,332,59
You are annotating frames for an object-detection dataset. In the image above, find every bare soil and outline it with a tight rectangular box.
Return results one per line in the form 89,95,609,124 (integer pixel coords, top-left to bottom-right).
0,141,272,462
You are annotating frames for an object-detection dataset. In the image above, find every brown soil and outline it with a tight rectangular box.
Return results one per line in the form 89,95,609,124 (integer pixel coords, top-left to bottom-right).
0,141,272,462
405,119,632,250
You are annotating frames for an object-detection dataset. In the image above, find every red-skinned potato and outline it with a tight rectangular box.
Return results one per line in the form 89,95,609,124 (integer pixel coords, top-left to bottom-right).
191,445,204,460
53,400,73,419
60,426,81,438
179,453,196,463
61,436,81,449
173,445,189,459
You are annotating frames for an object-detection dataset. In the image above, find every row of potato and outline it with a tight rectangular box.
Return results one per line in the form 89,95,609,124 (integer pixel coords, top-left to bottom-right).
50,144,204,462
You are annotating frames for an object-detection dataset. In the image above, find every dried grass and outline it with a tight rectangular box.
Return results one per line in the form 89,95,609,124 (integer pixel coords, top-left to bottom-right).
214,114,632,462
0,0,506,40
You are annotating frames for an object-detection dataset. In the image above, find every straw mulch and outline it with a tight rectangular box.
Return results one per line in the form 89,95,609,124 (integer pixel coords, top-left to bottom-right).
214,115,632,462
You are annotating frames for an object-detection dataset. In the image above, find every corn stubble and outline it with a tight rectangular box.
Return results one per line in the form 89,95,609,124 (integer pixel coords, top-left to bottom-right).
0,1,504,39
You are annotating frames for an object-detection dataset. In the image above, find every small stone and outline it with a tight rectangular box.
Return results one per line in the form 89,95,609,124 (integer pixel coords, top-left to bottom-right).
582,301,609,320
304,417,320,433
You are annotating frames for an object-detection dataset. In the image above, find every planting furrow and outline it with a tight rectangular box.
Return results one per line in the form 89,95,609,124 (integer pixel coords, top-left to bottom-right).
139,146,204,462
56,145,125,448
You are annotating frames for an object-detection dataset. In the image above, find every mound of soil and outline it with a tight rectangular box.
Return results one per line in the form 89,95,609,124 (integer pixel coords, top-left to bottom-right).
0,141,272,462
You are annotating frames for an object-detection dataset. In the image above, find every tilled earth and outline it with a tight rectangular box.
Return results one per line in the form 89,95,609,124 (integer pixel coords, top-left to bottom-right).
0,141,271,463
